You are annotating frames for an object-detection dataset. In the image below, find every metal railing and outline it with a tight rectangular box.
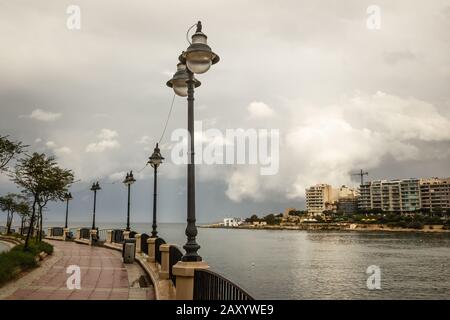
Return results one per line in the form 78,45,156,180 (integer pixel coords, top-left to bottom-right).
97,229,109,241
169,245,183,287
129,231,137,238
51,227,64,237
140,233,150,254
80,228,90,239
155,237,166,264
112,229,124,243
193,269,254,300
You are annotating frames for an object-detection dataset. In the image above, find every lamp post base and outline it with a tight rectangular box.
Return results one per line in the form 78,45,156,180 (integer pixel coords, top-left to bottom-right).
172,261,209,300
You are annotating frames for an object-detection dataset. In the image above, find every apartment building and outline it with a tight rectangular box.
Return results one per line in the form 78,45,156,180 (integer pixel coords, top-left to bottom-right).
419,178,450,212
305,184,334,216
358,178,446,214
306,184,358,215
336,185,359,214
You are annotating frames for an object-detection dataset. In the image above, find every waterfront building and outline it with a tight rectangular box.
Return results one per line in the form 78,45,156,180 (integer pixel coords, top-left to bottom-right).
400,179,421,212
252,221,267,226
223,217,242,227
358,178,426,214
336,185,359,215
306,184,335,216
306,184,358,215
419,178,450,213
337,197,359,215
359,183,372,211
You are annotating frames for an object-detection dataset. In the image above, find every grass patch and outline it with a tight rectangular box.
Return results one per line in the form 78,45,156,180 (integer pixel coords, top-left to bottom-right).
0,239,53,287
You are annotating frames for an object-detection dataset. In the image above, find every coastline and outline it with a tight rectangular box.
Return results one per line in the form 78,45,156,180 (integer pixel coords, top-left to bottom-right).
198,223,450,233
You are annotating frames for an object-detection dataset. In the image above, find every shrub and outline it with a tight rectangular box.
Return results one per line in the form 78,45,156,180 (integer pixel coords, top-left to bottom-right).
0,241,53,287
406,221,424,229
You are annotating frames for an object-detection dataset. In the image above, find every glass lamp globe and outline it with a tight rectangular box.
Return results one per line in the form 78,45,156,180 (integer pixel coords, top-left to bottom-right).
166,62,201,96
186,34,213,74
166,63,189,97
184,21,219,74
148,143,165,169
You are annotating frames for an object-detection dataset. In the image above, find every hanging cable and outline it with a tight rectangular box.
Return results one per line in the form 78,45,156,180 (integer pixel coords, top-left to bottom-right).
158,93,176,144
137,163,148,173
185,23,197,45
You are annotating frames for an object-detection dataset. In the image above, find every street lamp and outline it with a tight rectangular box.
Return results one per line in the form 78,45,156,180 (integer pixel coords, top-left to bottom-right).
167,21,219,262
90,181,101,230
123,171,136,231
64,192,73,229
148,143,164,238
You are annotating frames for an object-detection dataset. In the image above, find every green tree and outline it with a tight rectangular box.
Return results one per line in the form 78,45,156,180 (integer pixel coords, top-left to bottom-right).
0,136,26,172
15,199,31,235
12,153,74,249
0,193,26,234
264,214,276,225
245,214,259,223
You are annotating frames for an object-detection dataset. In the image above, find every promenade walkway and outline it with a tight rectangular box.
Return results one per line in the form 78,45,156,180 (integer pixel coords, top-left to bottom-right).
0,240,155,300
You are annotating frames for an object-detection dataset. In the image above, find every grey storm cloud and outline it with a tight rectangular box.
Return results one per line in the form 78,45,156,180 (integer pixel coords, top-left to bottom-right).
1,0,449,223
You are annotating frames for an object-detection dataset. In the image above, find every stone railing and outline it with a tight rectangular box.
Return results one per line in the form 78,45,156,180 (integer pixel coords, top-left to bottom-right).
69,228,253,300
45,227,67,241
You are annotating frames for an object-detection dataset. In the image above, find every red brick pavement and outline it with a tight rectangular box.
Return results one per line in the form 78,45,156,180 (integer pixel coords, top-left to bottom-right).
5,240,138,300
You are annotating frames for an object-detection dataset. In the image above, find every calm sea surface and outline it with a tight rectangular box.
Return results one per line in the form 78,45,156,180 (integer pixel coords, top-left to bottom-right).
50,222,450,299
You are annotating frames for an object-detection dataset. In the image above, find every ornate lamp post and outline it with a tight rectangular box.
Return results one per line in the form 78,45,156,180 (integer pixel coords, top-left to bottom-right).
123,171,136,231
90,181,101,230
167,21,219,262
64,192,73,229
148,143,164,238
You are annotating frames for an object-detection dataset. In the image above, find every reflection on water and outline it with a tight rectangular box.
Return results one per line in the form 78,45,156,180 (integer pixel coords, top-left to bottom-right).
53,222,450,299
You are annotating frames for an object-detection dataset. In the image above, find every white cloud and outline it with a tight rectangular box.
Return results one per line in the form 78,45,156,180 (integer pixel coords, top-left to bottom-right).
108,171,126,182
44,140,72,156
98,128,118,140
45,141,57,148
226,91,450,202
226,169,264,202
55,146,72,155
247,102,275,118
86,129,120,152
86,140,120,153
22,109,61,121
136,135,152,144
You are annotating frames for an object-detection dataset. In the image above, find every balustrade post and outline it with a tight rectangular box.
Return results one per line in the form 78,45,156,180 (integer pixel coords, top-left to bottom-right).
135,234,142,254
123,230,130,240
147,238,156,263
172,261,209,300
76,228,81,240
47,227,53,237
159,244,170,279
106,230,113,243
63,228,70,241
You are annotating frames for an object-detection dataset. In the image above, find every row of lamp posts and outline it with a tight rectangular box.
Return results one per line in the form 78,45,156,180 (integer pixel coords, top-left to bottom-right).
62,143,163,240
63,21,218,262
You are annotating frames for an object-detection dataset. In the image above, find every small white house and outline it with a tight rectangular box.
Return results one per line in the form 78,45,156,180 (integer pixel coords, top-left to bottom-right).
223,218,242,227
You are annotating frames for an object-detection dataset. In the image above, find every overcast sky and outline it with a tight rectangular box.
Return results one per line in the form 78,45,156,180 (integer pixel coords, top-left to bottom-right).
1,0,449,225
